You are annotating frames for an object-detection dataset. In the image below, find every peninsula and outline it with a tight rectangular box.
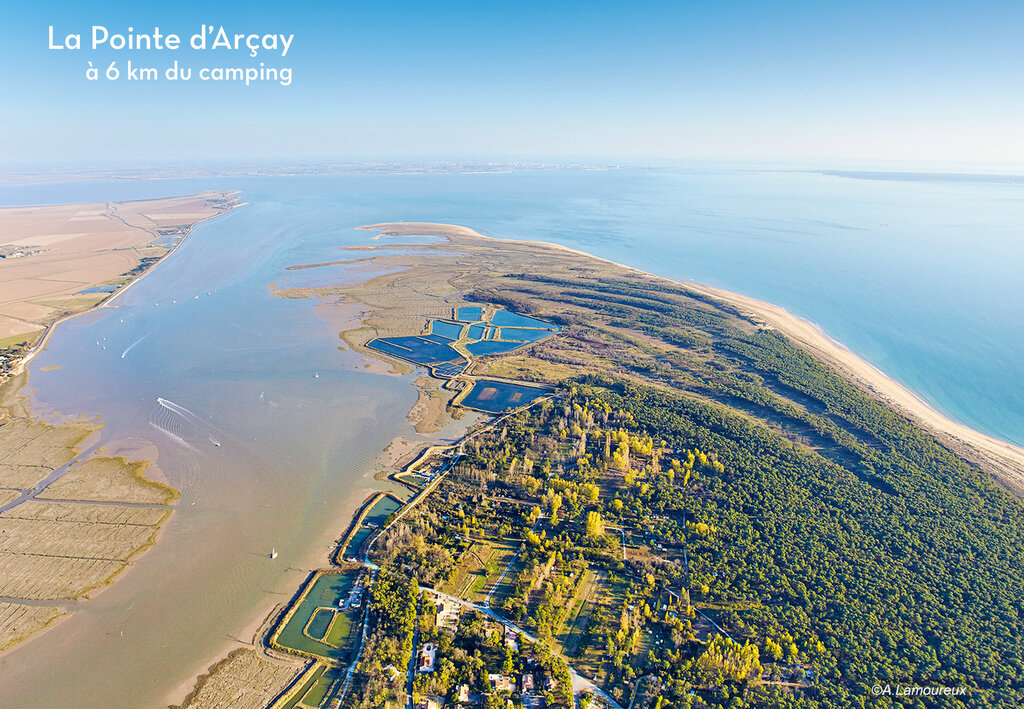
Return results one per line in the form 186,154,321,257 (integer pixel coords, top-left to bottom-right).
176,222,1024,709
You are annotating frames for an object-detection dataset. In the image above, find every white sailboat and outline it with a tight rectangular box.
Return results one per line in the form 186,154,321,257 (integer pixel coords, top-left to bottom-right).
269,548,278,559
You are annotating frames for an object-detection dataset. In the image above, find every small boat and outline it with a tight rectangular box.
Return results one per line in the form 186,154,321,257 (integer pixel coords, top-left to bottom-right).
269,548,278,559
314,371,319,379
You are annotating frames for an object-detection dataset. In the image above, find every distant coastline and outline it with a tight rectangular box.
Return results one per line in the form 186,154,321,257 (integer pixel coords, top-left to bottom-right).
3,191,241,383
0,191,240,657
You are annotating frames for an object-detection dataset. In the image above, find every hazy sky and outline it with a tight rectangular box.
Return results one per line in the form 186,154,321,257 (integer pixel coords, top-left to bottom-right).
3,1,1023,164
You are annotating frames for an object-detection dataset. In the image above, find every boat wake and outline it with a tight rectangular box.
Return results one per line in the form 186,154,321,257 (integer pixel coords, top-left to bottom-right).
156,398,224,448
148,421,198,452
121,329,155,359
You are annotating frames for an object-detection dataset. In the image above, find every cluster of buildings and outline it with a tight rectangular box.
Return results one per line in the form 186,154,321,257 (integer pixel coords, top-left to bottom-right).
415,670,559,709
338,576,365,610
412,602,563,708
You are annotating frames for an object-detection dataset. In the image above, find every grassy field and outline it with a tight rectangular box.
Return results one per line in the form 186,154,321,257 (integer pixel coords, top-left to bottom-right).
554,567,602,657
567,572,630,686
443,539,520,604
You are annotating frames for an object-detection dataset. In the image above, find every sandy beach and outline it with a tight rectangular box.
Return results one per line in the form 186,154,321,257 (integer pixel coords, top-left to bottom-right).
687,283,1024,493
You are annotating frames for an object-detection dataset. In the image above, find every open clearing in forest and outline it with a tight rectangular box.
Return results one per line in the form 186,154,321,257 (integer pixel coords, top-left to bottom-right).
443,539,520,604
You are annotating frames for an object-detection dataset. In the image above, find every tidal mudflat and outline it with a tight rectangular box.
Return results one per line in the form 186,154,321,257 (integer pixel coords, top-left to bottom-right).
0,197,458,709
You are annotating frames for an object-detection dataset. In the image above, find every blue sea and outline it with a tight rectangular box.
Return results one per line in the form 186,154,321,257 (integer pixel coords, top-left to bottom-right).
2,167,1020,446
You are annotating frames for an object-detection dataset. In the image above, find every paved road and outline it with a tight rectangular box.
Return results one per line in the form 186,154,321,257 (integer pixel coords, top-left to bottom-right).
339,393,610,709
418,586,624,709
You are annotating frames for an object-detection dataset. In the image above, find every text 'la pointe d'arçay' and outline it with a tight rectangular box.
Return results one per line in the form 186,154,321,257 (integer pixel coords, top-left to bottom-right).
48,25,294,58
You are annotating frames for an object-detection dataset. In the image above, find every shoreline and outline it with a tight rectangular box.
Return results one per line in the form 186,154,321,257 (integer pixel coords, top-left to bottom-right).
685,282,1024,492
359,222,1024,493
167,216,1024,706
8,191,241,379
0,192,242,657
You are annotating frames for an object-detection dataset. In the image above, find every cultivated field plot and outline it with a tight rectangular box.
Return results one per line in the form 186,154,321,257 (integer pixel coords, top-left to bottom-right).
0,602,64,651
554,568,603,656
176,648,303,709
41,455,176,504
0,419,97,489
444,539,520,603
564,573,630,683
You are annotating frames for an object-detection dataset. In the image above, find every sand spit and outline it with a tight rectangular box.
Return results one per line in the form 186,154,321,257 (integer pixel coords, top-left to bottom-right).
176,217,1024,705
357,222,1024,494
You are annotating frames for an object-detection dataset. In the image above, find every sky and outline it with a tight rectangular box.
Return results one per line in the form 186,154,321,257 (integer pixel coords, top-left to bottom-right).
2,0,1023,165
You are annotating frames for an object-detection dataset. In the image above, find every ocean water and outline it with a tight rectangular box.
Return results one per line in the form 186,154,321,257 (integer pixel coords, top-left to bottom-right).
0,167,1021,706
2,168,1020,446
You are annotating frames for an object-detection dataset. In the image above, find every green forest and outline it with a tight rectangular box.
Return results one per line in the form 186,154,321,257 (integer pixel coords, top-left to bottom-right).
346,265,1024,709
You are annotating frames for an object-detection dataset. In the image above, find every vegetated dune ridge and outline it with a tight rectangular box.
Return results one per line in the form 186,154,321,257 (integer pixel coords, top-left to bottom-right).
685,283,1024,494
352,221,1024,495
